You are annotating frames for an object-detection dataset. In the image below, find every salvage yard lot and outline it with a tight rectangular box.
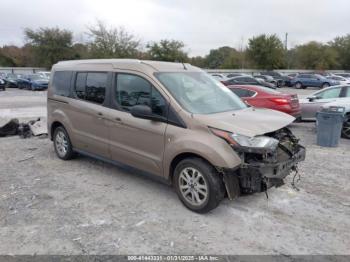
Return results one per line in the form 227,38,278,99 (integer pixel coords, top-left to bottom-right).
0,88,350,255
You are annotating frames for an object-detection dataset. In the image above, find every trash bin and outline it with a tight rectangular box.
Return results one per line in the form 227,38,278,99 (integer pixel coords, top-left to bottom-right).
316,106,345,147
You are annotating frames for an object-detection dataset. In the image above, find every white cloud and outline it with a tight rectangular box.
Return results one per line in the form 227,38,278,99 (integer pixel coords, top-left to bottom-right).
0,0,349,56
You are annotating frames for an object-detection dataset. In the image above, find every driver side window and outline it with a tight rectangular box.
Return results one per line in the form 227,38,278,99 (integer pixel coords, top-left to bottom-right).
317,87,341,99
115,74,167,117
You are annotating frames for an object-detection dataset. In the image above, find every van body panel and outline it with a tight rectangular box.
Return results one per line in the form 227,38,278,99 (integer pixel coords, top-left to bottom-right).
48,59,305,207
162,124,242,179
105,108,167,176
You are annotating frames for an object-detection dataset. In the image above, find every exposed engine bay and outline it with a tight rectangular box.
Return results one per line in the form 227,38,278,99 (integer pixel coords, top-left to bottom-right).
222,127,306,199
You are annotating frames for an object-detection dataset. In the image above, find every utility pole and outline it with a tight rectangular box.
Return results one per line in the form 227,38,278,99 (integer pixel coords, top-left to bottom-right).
285,33,289,69
285,32,288,50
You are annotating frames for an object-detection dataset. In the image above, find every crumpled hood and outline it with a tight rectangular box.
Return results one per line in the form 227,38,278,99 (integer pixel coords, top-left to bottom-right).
194,107,295,137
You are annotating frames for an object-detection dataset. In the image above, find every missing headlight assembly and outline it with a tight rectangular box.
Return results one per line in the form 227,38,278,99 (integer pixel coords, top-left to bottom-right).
211,127,306,197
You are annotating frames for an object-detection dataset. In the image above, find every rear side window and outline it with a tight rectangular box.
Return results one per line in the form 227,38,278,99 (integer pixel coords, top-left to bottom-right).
115,74,167,117
74,72,107,104
52,71,72,97
230,88,255,97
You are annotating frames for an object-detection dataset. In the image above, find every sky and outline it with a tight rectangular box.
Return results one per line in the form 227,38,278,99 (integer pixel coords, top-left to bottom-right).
0,0,349,56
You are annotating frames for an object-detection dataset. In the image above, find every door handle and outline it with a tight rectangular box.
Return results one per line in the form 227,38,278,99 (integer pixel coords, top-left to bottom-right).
97,112,103,116
115,117,122,122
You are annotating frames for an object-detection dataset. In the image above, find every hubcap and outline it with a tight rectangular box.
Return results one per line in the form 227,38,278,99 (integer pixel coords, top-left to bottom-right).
178,167,208,206
342,119,350,138
296,83,301,89
55,130,68,157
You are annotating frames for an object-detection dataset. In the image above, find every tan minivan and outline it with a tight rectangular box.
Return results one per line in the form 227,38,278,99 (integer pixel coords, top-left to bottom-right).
48,59,305,213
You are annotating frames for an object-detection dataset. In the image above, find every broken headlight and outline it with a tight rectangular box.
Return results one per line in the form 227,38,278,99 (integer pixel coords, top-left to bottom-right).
210,127,279,152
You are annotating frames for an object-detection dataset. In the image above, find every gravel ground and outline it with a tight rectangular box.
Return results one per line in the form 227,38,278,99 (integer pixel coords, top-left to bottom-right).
0,88,349,255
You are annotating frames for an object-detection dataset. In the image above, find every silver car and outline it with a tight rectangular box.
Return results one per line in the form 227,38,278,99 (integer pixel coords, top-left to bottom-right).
299,85,350,120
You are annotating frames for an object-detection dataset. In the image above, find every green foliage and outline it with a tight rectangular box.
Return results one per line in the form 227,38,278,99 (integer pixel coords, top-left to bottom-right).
205,46,240,69
87,21,140,59
329,35,350,69
293,41,339,70
24,27,73,68
247,34,286,70
146,40,188,62
2,25,350,70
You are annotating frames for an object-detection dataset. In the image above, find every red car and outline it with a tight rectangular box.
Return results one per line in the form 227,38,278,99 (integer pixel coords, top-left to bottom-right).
228,85,301,119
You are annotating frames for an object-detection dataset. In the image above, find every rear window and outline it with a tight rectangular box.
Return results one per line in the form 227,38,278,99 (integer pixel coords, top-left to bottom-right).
254,86,281,94
230,88,256,98
52,71,72,97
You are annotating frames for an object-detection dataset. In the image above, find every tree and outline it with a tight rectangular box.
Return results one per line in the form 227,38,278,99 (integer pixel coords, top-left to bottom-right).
292,41,339,70
205,46,240,69
247,34,286,70
87,21,140,58
24,27,73,68
146,40,188,62
329,35,350,70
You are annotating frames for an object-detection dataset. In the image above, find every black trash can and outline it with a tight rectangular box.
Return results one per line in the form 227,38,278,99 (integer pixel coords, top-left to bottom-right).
316,106,345,147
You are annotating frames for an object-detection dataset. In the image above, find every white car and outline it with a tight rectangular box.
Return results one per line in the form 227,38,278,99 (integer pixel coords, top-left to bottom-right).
327,75,350,85
299,85,350,120
36,71,51,79
334,73,350,79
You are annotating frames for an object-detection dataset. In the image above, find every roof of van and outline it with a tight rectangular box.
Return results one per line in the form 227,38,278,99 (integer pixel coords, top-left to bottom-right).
52,59,201,73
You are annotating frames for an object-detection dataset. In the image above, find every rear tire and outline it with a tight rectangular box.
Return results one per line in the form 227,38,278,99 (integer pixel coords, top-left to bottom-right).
294,82,303,89
322,82,330,89
53,126,75,160
173,157,225,213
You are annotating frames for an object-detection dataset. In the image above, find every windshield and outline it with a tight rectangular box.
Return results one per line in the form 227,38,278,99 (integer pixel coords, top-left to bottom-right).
155,72,247,114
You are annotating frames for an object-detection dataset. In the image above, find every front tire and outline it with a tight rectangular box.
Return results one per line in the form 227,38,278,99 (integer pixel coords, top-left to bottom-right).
173,157,225,213
53,126,75,160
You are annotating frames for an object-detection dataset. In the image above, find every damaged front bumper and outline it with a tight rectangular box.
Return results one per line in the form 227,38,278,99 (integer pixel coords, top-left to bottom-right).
221,128,306,199
238,145,305,194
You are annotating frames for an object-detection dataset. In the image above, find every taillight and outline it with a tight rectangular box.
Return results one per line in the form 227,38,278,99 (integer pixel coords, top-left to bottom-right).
269,98,289,105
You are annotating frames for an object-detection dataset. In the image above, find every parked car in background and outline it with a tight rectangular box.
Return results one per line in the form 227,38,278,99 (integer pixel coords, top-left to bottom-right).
226,73,248,78
4,74,21,88
260,71,288,87
299,85,350,120
17,74,49,90
320,98,350,139
37,71,51,79
221,76,276,89
211,73,226,79
254,75,277,86
228,85,301,118
285,73,298,87
291,74,339,89
334,73,350,79
0,78,5,91
327,75,350,85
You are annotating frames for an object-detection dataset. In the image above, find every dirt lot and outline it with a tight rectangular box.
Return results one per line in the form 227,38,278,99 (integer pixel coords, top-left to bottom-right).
0,88,350,255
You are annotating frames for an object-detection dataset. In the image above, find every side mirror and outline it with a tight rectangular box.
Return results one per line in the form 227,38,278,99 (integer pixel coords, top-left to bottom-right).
130,105,164,122
307,95,319,101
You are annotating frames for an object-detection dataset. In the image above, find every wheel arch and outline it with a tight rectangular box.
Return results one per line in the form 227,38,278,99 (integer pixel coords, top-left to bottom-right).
169,152,216,184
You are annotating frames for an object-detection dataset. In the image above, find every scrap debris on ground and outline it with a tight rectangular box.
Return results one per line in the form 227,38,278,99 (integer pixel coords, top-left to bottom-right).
0,118,47,139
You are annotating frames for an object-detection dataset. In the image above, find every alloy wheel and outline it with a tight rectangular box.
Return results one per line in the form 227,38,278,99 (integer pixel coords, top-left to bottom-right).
55,130,68,157
178,167,208,206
